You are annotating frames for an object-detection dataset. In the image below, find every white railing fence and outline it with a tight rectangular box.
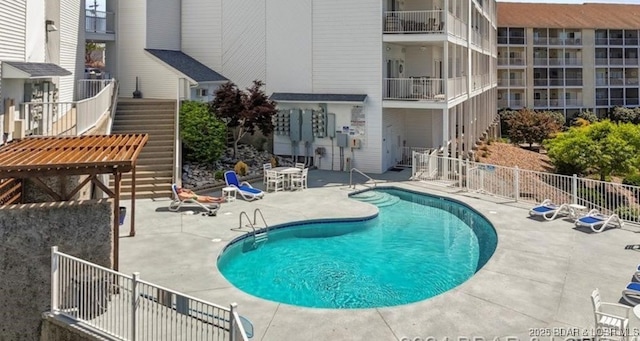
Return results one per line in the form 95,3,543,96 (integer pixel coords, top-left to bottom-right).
398,146,433,167
21,80,114,137
384,78,445,101
85,10,115,34
78,79,112,100
383,10,444,33
412,154,640,224
50,247,249,341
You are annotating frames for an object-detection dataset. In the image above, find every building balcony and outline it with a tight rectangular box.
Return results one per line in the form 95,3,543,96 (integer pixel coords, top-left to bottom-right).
596,58,609,65
596,98,609,106
383,77,447,102
626,77,640,86
383,10,444,35
611,98,625,106
565,99,583,106
627,98,640,105
85,10,115,41
596,79,608,86
497,58,525,66
610,78,624,86
565,78,583,86
498,99,524,108
595,38,608,45
625,38,639,46
533,99,549,107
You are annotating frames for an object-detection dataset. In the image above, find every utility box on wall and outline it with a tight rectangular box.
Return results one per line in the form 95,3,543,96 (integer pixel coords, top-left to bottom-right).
336,133,349,148
301,109,314,142
289,109,302,142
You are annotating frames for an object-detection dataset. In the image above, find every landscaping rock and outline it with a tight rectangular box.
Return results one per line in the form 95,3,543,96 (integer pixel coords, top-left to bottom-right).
181,144,294,190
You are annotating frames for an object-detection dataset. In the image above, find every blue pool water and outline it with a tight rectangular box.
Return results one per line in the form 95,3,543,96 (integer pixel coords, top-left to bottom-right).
217,188,497,309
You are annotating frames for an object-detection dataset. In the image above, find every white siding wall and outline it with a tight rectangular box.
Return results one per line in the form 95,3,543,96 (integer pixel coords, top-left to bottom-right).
273,103,359,172
221,0,266,89
265,0,312,93
382,109,405,169
181,0,222,71
25,0,45,62
403,109,441,148
117,1,177,99
0,0,26,117
59,0,82,102
312,0,383,173
147,0,181,50
0,1,26,62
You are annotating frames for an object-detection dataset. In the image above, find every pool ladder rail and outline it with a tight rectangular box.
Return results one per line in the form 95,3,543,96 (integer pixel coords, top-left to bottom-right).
239,208,269,248
349,167,379,190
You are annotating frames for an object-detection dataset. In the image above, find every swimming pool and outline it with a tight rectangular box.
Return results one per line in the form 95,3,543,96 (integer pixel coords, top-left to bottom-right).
217,188,497,309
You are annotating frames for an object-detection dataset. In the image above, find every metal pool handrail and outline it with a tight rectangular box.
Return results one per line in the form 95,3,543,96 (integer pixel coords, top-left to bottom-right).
350,168,377,189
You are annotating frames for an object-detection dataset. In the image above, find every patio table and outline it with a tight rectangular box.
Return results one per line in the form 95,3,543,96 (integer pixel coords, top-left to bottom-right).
271,167,302,190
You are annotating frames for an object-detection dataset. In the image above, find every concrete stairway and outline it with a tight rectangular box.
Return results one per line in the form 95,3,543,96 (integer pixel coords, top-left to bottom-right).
110,99,175,199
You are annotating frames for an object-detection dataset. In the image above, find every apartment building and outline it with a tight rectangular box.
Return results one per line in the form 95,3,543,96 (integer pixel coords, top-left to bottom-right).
0,0,84,142
497,2,640,119
113,0,498,174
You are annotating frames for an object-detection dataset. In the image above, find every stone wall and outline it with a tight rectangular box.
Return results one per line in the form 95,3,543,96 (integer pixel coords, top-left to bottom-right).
0,200,113,341
40,314,104,341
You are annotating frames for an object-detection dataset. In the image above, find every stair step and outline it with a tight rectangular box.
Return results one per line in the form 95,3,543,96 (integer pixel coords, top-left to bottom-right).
137,150,174,158
131,166,173,174
114,176,173,186
113,121,174,127
144,140,174,147
120,190,173,200
135,158,173,166
115,110,174,116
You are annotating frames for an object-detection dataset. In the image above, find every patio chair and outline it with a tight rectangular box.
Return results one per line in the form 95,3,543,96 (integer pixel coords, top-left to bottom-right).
265,170,285,192
263,163,272,184
622,282,640,306
528,199,571,221
575,209,624,233
169,184,220,216
592,288,630,341
224,170,264,201
290,167,308,190
634,265,640,282
295,162,306,170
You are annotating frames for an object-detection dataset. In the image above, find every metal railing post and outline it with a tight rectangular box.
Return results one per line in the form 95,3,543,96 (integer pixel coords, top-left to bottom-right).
411,151,416,180
514,166,520,202
51,246,59,313
230,302,238,341
572,174,578,204
458,156,463,189
464,158,470,191
131,272,140,341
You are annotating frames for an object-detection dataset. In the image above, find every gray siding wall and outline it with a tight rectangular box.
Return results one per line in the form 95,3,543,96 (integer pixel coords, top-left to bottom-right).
0,200,113,341
147,0,181,50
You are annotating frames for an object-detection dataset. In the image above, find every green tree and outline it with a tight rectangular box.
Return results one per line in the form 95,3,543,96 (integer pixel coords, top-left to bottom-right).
179,100,227,164
571,110,598,127
507,108,564,148
609,106,640,124
210,80,277,157
545,120,640,180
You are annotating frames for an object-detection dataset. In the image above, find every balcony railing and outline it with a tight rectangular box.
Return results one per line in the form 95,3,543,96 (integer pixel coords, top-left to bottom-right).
610,78,624,86
497,57,524,66
595,38,609,45
384,78,446,101
596,78,608,86
596,98,609,106
448,77,466,98
625,38,639,46
533,58,548,65
85,10,115,34
533,99,549,107
565,99,583,106
596,58,609,65
626,77,639,85
447,13,467,39
498,99,524,108
383,10,444,34
565,78,583,86
21,80,115,136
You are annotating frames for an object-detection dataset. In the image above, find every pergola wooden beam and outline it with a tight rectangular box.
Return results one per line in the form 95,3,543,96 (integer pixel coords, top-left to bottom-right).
0,134,148,271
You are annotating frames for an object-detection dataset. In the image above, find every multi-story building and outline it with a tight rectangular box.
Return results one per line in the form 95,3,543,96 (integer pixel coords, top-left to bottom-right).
497,2,640,119
0,0,84,142
113,0,498,174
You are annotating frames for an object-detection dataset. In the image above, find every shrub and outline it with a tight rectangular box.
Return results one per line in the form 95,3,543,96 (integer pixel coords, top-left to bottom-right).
270,156,278,168
614,206,640,221
180,101,227,164
234,161,249,176
481,151,489,158
480,145,489,151
623,173,640,187
577,188,604,207
214,170,225,180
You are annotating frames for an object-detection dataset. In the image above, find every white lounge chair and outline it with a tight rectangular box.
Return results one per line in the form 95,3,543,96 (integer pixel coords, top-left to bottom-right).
169,184,220,216
622,282,640,306
575,209,624,233
224,171,265,201
529,199,571,221
592,288,630,341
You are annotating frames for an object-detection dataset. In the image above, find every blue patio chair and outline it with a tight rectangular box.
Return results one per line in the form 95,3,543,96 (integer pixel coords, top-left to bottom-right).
224,171,264,201
529,199,571,221
575,209,623,233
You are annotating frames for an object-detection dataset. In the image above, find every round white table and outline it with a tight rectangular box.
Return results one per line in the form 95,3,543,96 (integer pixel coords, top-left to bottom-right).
271,167,302,189
222,186,237,202
633,304,640,319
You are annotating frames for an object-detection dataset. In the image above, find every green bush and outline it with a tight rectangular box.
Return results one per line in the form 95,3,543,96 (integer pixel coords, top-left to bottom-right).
180,101,227,164
615,206,640,221
214,170,225,180
623,173,640,187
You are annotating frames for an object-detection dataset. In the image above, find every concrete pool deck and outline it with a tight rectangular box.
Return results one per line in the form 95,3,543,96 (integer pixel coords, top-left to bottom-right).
118,168,640,340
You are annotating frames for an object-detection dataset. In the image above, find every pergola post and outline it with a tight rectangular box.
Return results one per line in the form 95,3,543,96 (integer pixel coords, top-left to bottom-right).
130,164,136,237
113,170,121,271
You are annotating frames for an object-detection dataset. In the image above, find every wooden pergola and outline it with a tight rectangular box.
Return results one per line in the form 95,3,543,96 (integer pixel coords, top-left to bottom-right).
0,134,148,270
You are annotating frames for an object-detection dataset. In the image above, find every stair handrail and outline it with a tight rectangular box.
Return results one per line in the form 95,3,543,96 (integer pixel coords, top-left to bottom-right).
105,79,119,135
253,208,268,230
349,168,377,189
174,78,187,186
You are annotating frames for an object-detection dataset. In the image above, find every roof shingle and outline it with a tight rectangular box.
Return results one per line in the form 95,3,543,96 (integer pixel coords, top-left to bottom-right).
270,93,367,103
145,49,228,83
3,62,71,78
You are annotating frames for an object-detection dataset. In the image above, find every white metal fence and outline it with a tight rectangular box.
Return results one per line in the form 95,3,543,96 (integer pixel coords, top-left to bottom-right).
384,78,445,101
21,80,114,136
50,247,249,341
383,10,444,33
397,147,434,167
412,153,640,224
78,79,113,100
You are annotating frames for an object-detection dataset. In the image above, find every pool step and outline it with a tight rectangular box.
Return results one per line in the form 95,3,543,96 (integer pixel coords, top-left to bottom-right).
352,191,400,207
254,232,269,245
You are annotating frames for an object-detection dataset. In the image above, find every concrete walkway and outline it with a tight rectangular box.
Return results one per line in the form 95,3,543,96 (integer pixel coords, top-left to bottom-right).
118,169,640,340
